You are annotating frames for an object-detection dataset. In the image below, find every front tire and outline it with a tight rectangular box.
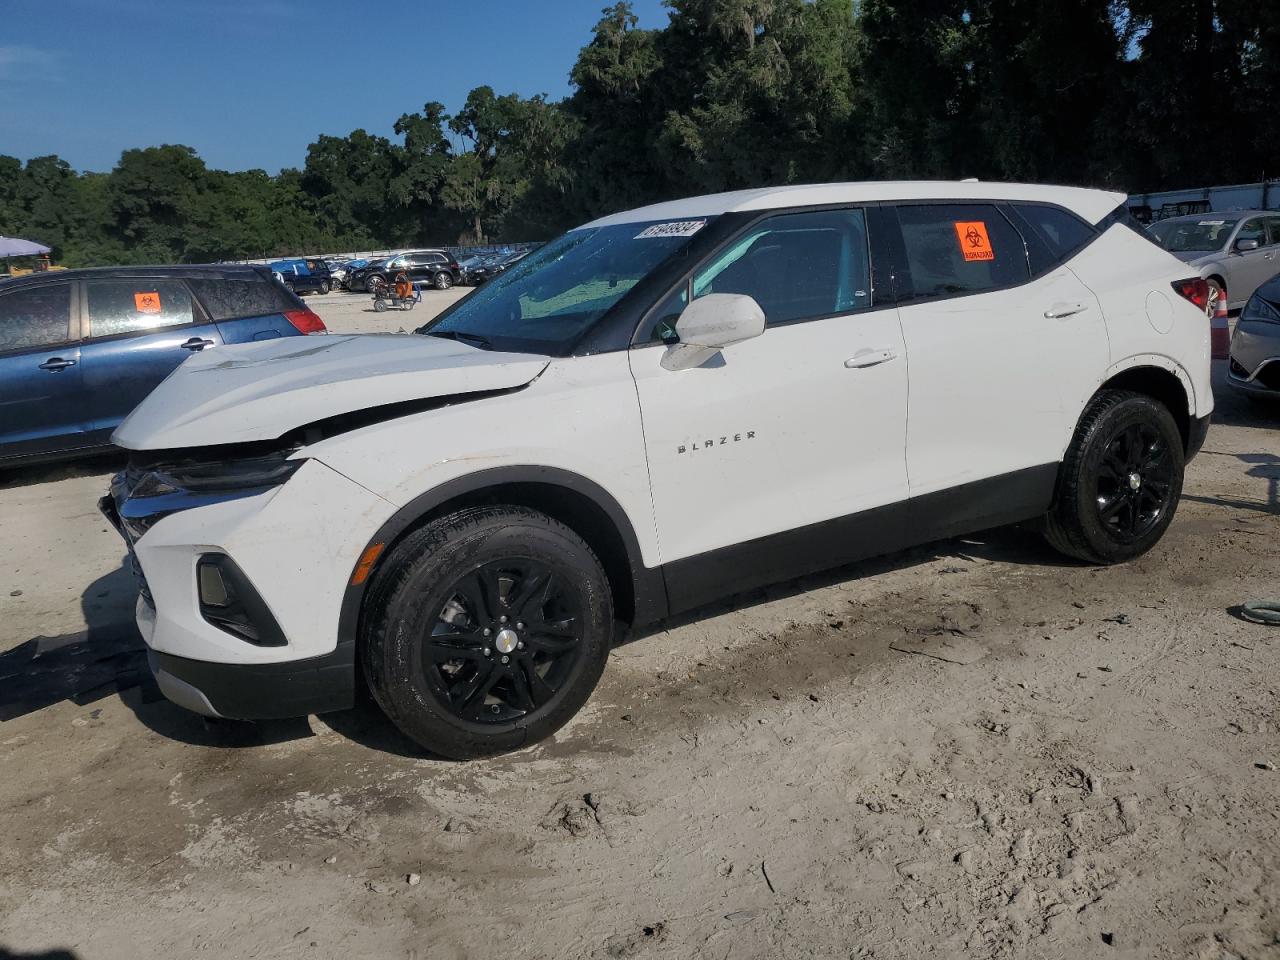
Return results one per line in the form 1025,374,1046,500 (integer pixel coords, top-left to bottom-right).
361,506,613,759
1044,390,1185,565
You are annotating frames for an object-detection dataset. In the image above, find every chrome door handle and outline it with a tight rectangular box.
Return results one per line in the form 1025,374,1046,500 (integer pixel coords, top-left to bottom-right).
181,337,215,351
844,348,898,369
38,357,77,371
1044,302,1088,319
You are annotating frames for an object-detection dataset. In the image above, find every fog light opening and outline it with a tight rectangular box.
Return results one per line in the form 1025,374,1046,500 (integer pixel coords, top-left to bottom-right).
197,561,231,608
195,554,286,647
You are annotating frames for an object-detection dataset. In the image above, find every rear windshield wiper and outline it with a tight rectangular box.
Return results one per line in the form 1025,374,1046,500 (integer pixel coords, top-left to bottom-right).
425,329,493,350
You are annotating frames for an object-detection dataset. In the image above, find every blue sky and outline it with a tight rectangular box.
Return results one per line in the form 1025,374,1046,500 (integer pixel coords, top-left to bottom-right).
1,0,671,174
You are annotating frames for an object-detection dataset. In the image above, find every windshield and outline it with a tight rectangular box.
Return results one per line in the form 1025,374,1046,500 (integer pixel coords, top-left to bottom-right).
1148,218,1237,253
419,218,714,353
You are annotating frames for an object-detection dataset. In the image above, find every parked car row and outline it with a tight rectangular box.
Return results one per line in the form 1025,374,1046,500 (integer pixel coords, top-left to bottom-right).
269,258,334,296
459,249,532,286
347,250,462,293
260,248,540,295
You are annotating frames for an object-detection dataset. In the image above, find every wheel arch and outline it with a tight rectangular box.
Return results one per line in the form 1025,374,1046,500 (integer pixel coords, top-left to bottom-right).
1093,359,1194,452
336,466,668,655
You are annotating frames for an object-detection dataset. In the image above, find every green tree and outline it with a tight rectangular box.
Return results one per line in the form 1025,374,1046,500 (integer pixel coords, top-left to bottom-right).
443,86,537,242
391,101,457,241
302,130,406,245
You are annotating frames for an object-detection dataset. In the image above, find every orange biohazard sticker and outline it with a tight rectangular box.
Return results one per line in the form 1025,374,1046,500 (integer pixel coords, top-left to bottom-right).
134,291,162,314
954,222,994,261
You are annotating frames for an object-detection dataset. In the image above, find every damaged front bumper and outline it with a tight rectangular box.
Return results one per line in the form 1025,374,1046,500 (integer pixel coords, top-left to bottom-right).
100,452,394,720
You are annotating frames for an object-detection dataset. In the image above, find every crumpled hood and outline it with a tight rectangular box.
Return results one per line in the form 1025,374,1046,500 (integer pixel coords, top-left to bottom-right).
113,333,549,450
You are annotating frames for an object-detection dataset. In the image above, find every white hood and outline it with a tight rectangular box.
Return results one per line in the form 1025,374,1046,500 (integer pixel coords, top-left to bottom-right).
113,333,549,450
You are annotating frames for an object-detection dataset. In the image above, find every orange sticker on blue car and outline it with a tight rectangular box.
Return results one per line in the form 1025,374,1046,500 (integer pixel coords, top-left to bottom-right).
134,291,162,314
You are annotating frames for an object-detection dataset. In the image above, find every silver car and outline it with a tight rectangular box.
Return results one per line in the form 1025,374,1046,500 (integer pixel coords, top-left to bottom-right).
1148,210,1280,311
1228,274,1280,404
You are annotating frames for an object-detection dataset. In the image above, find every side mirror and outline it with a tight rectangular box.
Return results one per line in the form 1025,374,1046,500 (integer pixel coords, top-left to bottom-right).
1236,238,1260,253
661,293,766,371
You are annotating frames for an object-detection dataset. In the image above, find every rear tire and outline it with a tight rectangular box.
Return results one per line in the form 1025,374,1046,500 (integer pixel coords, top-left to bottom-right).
319,280,331,294
1043,390,1184,565
434,271,453,290
361,506,613,759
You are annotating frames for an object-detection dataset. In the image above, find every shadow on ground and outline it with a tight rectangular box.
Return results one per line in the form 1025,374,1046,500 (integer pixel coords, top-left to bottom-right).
0,563,151,722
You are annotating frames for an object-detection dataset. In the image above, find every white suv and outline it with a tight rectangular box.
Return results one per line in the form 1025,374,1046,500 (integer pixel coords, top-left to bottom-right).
102,181,1214,758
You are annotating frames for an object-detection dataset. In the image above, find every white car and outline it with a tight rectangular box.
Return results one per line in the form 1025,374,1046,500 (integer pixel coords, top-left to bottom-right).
102,181,1214,758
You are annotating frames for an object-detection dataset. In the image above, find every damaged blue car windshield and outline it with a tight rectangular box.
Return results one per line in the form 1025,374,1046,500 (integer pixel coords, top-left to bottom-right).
418,218,715,354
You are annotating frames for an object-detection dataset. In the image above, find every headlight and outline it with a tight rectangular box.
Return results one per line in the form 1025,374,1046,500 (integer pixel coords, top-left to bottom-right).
157,449,304,491
1241,295,1280,325
109,448,305,541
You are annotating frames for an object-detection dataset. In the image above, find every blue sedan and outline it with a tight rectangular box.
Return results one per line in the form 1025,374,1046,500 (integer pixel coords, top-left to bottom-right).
0,265,326,465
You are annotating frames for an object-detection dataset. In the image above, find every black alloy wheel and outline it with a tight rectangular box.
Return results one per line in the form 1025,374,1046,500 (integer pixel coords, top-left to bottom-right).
1093,422,1177,542
422,560,585,724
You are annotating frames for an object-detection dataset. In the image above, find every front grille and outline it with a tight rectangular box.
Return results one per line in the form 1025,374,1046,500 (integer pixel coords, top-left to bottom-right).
1256,361,1280,391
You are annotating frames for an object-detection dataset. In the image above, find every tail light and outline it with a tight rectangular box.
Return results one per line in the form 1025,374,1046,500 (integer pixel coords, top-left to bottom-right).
284,308,327,335
1172,277,1210,312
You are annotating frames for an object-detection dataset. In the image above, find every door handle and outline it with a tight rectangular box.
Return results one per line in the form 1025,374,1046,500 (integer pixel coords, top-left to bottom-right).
1044,302,1088,319
181,337,215,351
844,348,898,369
38,357,77,372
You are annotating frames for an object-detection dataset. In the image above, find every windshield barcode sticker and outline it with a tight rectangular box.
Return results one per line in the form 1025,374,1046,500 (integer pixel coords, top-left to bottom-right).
635,220,706,239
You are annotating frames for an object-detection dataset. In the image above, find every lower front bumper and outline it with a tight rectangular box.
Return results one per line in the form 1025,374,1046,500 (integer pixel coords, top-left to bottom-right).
147,643,355,720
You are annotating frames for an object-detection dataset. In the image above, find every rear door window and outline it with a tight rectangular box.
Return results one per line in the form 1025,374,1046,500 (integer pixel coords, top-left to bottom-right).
1013,204,1095,271
0,283,73,352
186,277,296,320
895,204,1029,300
86,279,195,338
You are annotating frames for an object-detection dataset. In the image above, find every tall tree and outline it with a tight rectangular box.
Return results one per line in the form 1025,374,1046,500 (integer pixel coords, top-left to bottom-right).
391,101,456,241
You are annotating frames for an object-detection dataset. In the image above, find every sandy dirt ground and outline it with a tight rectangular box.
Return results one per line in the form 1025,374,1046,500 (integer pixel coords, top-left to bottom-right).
1,289,1278,959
